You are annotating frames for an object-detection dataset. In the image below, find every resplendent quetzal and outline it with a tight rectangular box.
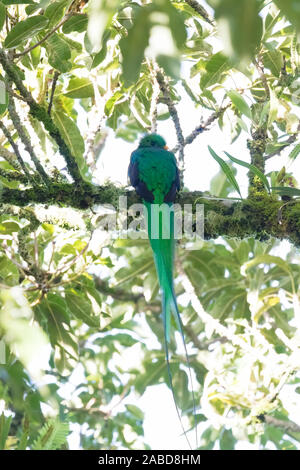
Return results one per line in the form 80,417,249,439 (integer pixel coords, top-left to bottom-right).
128,134,196,447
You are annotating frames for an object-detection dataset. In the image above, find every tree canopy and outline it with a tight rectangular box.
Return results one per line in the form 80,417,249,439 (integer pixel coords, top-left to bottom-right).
0,0,300,450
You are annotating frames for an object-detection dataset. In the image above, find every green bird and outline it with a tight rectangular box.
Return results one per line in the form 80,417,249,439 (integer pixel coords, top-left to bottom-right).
128,133,196,448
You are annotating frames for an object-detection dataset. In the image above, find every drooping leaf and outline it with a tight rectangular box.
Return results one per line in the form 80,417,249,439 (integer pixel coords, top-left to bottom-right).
224,151,271,193
208,146,242,197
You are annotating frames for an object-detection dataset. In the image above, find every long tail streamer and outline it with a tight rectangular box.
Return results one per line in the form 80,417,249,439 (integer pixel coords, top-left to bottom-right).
144,201,198,450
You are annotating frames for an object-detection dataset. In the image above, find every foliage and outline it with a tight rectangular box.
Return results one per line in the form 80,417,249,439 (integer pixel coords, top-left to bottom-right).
0,0,299,451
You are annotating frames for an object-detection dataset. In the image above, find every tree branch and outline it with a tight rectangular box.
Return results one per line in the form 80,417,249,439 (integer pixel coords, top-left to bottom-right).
1,181,299,245
0,121,33,184
6,82,50,186
154,64,185,183
258,414,300,434
171,104,230,153
184,0,215,26
0,48,83,184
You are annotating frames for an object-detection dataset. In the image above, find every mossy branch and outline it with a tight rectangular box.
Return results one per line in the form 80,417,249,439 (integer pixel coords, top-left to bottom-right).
0,48,83,184
1,182,300,247
6,82,50,186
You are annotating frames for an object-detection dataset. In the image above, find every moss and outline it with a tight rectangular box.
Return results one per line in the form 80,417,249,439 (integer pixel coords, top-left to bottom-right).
1,180,300,246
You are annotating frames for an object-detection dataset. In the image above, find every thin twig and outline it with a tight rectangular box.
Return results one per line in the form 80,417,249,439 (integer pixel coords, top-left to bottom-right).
154,63,185,182
0,144,23,171
0,120,33,183
0,48,83,183
254,55,270,99
147,60,160,133
171,104,230,154
48,71,60,116
265,122,300,160
184,0,215,26
6,81,51,186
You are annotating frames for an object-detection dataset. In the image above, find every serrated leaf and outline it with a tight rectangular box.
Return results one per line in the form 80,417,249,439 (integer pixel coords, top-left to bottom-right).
4,16,49,49
208,146,242,198
227,90,252,119
224,151,270,193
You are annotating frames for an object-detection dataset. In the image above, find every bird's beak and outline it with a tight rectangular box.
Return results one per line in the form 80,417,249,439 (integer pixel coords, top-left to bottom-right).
164,145,169,150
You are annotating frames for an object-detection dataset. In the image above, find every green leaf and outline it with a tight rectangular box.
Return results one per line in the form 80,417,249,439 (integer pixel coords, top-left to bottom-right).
91,29,111,68
45,0,68,29
241,254,293,278
2,0,35,3
0,2,6,33
161,0,187,49
125,404,144,420
32,419,69,450
45,33,72,73
214,0,263,63
0,413,12,450
0,288,49,378
4,16,49,49
263,47,283,77
156,54,180,79
200,52,229,89
120,5,152,86
52,110,91,182
224,151,270,193
210,163,238,197
62,13,88,34
65,290,100,327
288,143,300,161
220,429,236,450
274,0,300,32
208,146,242,197
271,186,300,197
227,90,252,119
64,77,95,99
0,76,8,115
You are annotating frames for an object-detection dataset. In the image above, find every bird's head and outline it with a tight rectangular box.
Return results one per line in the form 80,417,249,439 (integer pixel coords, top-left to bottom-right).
138,134,168,149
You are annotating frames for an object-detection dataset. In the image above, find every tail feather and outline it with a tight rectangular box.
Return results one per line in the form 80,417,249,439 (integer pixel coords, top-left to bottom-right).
144,201,198,449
